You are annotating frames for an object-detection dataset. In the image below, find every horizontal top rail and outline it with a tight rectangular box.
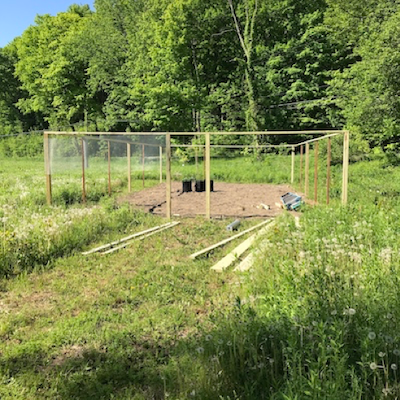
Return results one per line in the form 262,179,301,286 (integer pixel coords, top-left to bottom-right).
45,130,346,137
83,136,163,148
171,144,293,148
295,132,344,146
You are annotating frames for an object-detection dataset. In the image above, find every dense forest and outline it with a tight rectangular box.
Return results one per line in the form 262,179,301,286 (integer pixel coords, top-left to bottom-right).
1,0,400,152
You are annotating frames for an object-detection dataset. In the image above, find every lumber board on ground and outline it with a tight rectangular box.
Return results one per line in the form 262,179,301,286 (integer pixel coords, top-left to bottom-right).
234,252,256,272
102,222,180,254
189,219,272,260
233,221,276,272
211,223,274,272
82,222,174,255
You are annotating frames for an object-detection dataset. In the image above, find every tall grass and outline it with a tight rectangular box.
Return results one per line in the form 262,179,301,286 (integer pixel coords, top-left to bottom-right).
0,158,162,276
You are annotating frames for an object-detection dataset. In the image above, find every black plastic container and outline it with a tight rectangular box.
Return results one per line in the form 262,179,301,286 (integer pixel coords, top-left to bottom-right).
195,180,214,192
195,180,204,192
182,180,192,192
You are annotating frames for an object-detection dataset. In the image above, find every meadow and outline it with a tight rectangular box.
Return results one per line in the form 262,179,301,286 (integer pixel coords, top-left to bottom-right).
0,150,399,399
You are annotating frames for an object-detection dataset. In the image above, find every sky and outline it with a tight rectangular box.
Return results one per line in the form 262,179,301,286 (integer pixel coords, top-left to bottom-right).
0,0,94,48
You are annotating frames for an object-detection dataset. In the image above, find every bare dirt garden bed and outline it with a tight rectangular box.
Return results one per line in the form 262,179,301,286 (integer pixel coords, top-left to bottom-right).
120,181,301,218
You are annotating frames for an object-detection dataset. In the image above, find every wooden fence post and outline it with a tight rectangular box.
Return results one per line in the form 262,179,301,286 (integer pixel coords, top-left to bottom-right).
305,143,310,198
127,143,131,193
44,132,52,205
341,131,350,205
166,134,172,220
205,132,211,219
159,146,163,183
299,144,303,186
108,141,111,196
291,146,295,184
327,137,331,205
81,138,86,203
142,144,145,189
314,142,319,204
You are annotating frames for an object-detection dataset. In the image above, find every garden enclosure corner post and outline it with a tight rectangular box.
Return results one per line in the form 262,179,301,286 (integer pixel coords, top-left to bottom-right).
341,131,350,205
305,143,310,198
205,132,211,220
166,133,171,220
81,138,86,204
127,143,131,193
44,132,52,205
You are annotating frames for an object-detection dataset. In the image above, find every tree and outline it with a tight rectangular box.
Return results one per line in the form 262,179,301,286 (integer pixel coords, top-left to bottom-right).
14,5,96,128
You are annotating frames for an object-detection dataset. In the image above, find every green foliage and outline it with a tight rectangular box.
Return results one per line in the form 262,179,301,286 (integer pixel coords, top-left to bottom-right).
327,0,400,152
13,5,99,128
1,0,400,156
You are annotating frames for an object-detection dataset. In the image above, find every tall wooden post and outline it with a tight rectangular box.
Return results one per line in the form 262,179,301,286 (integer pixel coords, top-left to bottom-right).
299,145,303,186
305,143,310,198
314,142,319,204
81,138,86,203
327,138,331,205
195,145,198,177
341,131,350,205
108,141,111,196
159,146,163,183
166,134,172,220
291,146,295,184
44,132,52,205
205,132,211,219
127,143,132,193
203,146,206,180
83,138,89,169
142,144,145,189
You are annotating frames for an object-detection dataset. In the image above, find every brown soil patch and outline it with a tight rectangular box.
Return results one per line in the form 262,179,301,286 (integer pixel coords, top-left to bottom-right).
52,345,85,366
120,182,302,218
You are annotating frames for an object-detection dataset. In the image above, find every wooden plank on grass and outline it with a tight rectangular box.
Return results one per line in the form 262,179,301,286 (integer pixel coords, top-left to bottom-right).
82,222,174,255
211,223,275,272
102,222,180,254
189,219,272,260
234,235,273,272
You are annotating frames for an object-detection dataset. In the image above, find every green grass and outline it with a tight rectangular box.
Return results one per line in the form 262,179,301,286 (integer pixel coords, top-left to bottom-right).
1,153,400,398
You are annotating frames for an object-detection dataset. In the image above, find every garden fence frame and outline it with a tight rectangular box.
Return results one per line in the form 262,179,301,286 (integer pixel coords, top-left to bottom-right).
44,130,350,219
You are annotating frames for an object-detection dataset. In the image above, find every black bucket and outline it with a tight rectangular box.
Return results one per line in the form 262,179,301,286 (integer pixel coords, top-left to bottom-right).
195,180,214,192
182,180,192,192
195,180,205,192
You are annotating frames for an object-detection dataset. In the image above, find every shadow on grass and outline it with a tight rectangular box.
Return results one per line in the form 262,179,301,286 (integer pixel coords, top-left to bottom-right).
0,308,290,400
1,301,393,399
